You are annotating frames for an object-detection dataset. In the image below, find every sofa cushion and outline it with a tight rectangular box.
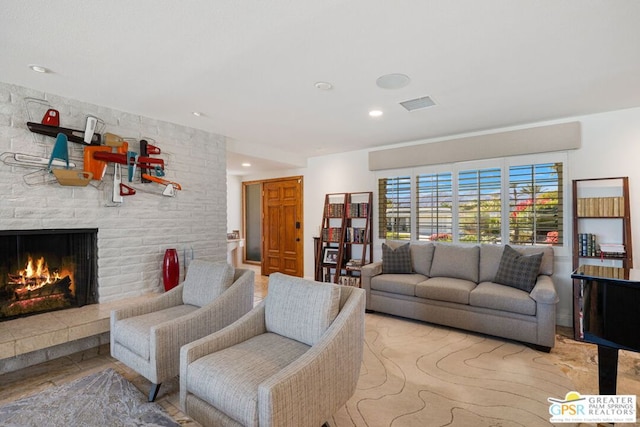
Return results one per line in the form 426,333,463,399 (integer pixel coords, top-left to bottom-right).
493,245,543,292
410,243,435,276
429,244,479,283
265,273,340,346
479,244,554,283
186,332,309,427
182,260,235,307
415,277,476,304
382,242,413,274
113,304,199,360
470,282,536,316
371,273,427,296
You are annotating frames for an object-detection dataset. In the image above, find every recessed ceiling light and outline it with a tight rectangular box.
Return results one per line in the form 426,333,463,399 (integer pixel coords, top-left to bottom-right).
192,111,203,117
241,162,251,167
369,110,383,118
376,73,410,90
314,81,333,90
29,65,48,73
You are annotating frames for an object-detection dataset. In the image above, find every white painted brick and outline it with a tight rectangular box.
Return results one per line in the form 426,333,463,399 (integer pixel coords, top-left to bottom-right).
1,82,228,303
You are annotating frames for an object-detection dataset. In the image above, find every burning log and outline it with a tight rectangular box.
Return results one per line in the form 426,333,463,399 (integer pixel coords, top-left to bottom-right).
13,275,71,301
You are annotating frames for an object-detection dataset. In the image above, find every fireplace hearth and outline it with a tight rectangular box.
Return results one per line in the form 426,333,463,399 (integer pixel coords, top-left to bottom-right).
0,229,97,322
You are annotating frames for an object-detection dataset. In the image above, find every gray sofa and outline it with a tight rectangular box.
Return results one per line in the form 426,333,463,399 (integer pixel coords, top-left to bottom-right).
361,242,558,350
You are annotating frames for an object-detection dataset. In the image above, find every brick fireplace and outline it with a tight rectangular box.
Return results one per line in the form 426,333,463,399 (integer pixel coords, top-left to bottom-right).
0,229,98,322
0,82,229,372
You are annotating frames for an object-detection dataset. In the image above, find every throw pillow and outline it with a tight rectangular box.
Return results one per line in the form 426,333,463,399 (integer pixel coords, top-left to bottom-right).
493,245,543,292
182,260,235,307
265,273,341,346
382,242,412,274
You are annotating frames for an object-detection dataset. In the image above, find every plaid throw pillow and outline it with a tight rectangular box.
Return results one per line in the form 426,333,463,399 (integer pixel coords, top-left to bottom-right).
493,245,543,292
382,242,412,274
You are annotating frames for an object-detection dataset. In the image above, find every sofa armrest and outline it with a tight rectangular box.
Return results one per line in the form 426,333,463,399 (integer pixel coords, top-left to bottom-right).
529,275,559,305
360,261,382,309
361,261,383,278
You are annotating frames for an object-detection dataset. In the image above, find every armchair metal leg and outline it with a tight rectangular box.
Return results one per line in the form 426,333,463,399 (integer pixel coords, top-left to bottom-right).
149,383,162,402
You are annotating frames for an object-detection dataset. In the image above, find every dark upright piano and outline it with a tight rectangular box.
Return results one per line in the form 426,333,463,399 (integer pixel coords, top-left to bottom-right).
572,265,640,394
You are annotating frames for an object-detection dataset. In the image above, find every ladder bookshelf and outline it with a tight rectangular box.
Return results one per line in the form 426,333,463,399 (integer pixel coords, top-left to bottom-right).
315,192,373,285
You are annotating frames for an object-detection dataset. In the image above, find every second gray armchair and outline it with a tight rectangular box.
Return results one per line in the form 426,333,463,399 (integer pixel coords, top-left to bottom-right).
180,272,366,427
110,260,254,401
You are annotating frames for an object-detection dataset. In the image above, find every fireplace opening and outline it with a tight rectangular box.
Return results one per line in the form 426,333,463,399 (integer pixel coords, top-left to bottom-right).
0,229,97,322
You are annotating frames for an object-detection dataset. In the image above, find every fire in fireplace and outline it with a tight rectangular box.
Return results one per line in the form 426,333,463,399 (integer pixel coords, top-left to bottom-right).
0,229,97,322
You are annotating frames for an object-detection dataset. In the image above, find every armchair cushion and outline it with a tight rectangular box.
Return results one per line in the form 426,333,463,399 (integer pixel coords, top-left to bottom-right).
112,304,198,359
186,332,309,427
182,260,235,307
265,273,340,346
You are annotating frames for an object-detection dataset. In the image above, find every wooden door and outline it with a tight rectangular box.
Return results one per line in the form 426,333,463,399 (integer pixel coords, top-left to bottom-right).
262,177,303,277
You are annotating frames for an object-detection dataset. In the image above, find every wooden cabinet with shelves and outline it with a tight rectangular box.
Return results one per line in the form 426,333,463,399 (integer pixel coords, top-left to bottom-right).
315,192,373,285
572,177,633,270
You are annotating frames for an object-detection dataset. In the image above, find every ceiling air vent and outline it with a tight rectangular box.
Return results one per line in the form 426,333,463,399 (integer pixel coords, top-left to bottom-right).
399,96,436,112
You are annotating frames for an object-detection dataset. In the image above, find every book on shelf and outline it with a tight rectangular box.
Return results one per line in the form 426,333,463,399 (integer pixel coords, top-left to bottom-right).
577,233,597,256
578,264,626,279
345,259,363,269
576,196,625,217
338,275,361,287
599,243,626,256
347,202,369,218
327,203,345,217
345,227,366,243
321,227,343,242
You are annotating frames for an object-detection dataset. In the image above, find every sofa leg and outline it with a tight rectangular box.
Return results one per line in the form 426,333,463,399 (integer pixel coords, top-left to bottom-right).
528,344,551,353
149,383,162,402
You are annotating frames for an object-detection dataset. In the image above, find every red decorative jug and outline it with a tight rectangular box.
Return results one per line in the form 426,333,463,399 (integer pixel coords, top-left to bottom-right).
162,248,179,291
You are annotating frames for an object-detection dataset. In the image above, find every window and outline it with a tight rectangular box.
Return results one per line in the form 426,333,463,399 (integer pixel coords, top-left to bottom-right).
378,175,411,239
508,162,563,245
377,156,564,246
416,172,452,241
458,167,502,243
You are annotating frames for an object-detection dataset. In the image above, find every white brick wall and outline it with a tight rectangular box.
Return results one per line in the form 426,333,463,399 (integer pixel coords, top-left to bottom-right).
0,82,228,302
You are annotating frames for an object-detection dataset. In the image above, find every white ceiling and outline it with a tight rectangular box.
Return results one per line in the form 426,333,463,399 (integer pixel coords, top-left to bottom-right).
2,1,640,175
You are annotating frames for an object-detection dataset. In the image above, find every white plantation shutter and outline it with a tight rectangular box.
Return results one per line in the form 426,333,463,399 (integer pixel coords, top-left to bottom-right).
416,172,453,241
378,176,411,239
457,168,502,243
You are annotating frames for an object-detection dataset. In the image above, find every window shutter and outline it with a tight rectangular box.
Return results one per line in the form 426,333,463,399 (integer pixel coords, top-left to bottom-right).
416,172,453,241
378,176,411,239
509,162,563,245
458,168,502,243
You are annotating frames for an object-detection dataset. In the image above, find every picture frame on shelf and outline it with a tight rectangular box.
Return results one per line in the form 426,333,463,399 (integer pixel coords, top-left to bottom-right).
322,247,339,264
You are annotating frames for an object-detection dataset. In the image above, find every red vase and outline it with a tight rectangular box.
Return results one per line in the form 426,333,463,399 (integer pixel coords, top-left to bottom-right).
163,248,179,291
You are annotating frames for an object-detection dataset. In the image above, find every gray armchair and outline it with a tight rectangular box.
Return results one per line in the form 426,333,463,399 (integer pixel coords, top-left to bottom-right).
110,260,254,401
180,272,366,427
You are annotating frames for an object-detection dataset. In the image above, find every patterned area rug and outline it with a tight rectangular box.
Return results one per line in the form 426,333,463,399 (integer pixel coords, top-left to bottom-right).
331,313,578,427
0,368,179,427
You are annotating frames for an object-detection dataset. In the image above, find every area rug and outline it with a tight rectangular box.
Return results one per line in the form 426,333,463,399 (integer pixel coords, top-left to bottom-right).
0,368,179,427
331,313,577,427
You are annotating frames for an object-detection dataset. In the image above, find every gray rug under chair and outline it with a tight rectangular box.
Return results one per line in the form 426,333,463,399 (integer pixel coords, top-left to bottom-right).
0,368,179,427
